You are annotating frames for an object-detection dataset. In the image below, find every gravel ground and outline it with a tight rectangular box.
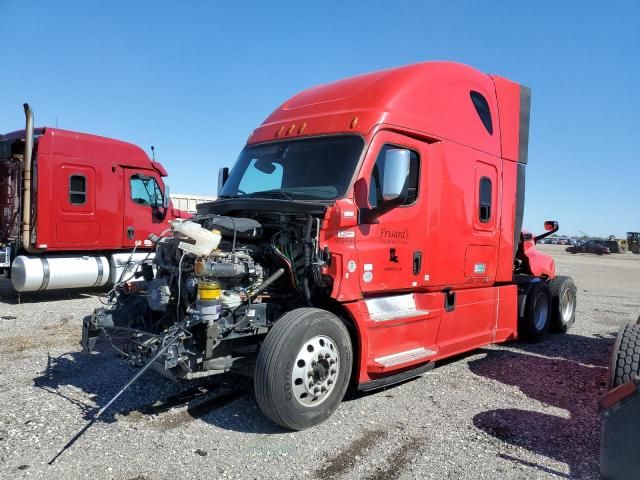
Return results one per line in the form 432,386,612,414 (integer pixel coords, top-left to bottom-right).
0,245,638,480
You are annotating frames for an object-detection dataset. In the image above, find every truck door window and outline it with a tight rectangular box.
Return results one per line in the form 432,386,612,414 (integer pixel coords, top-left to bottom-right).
479,176,492,222
369,144,419,207
470,91,493,135
130,174,162,207
69,175,86,205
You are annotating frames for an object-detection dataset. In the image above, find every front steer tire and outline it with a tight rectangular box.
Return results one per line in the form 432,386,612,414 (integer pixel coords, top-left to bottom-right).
254,308,353,430
548,276,577,333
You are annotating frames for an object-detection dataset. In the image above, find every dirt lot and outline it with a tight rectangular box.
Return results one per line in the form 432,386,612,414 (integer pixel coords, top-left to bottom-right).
0,245,638,479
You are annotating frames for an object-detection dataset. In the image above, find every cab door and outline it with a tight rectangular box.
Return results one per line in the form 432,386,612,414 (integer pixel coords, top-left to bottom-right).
122,168,167,247
355,131,426,294
355,131,444,370
54,163,100,247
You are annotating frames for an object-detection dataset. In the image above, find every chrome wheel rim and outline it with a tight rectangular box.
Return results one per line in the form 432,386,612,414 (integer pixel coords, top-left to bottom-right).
562,289,575,322
534,292,549,331
291,335,340,407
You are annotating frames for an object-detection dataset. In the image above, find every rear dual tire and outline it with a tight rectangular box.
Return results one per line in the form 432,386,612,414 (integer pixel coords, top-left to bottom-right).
548,276,577,333
518,281,551,342
518,276,576,342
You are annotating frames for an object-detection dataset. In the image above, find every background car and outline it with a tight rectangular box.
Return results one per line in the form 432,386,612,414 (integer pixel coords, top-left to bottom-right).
598,239,621,253
566,239,611,255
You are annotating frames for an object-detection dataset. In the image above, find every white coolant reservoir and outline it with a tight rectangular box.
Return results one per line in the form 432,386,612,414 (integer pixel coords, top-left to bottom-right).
170,219,222,257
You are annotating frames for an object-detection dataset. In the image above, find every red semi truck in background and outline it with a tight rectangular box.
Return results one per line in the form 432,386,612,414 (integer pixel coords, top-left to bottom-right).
0,105,187,292
83,62,577,430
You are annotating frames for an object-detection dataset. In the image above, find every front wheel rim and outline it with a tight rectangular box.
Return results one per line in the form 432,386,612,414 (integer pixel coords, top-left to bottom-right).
291,335,340,407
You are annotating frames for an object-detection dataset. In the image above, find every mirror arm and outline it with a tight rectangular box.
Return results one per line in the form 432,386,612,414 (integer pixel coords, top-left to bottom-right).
358,193,407,225
534,223,560,243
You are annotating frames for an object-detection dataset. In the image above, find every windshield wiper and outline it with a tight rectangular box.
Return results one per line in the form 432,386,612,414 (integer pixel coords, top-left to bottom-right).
239,191,294,200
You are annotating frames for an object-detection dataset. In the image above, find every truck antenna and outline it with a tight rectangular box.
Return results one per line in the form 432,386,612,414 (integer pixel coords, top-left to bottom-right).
151,145,155,161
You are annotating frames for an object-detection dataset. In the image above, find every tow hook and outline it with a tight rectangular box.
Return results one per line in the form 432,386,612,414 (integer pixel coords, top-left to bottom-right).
81,309,114,353
81,315,98,352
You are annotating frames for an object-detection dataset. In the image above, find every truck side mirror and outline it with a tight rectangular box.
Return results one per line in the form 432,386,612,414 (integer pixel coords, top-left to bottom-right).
535,220,560,243
381,149,410,202
218,167,230,195
544,220,558,231
359,148,410,224
163,184,171,209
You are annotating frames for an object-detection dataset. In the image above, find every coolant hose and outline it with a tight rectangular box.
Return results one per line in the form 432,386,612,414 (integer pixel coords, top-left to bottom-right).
248,268,284,298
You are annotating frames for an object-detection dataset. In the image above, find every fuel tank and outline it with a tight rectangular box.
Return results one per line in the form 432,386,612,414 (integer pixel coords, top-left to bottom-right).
11,255,110,292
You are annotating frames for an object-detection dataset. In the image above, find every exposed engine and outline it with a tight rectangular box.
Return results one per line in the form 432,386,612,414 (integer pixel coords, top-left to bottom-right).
82,212,330,380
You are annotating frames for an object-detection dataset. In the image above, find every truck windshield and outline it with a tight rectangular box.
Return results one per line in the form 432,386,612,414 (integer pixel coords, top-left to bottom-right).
219,135,364,201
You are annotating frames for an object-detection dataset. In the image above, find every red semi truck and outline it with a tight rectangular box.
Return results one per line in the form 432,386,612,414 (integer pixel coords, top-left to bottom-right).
82,62,577,430
0,105,186,292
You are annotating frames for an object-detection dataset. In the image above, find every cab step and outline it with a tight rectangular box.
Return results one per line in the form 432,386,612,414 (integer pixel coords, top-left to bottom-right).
369,346,437,373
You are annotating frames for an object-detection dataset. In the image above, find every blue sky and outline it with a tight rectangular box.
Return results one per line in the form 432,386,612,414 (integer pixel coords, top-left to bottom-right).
1,1,638,237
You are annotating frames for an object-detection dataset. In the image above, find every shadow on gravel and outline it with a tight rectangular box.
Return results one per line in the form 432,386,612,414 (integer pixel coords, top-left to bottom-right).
33,345,156,421
510,331,618,367
32,341,284,435
470,332,615,478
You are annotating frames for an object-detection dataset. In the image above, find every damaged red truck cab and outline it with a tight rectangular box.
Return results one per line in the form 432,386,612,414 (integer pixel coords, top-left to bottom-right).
247,62,572,383
83,62,576,430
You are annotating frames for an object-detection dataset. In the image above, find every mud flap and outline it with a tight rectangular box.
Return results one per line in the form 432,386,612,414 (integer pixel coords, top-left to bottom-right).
599,378,640,480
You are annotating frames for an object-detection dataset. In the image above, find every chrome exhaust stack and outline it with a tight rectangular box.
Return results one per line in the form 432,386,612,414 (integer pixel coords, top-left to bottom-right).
21,103,35,252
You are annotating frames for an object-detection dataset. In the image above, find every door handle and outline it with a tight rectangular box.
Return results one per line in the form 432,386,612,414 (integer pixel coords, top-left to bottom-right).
127,226,135,240
413,251,422,275
444,288,456,312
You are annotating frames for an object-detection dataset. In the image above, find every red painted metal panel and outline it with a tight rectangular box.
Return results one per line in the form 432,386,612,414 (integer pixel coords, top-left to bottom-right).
522,235,557,278
434,286,497,359
122,168,169,247
250,62,501,157
31,127,182,251
354,130,429,294
495,284,518,342
490,75,522,162
496,161,518,281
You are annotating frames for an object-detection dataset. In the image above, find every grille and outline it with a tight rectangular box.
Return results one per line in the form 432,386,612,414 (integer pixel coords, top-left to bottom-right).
0,247,10,267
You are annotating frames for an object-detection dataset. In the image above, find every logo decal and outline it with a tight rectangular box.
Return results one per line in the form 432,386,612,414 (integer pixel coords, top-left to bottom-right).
474,263,486,274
